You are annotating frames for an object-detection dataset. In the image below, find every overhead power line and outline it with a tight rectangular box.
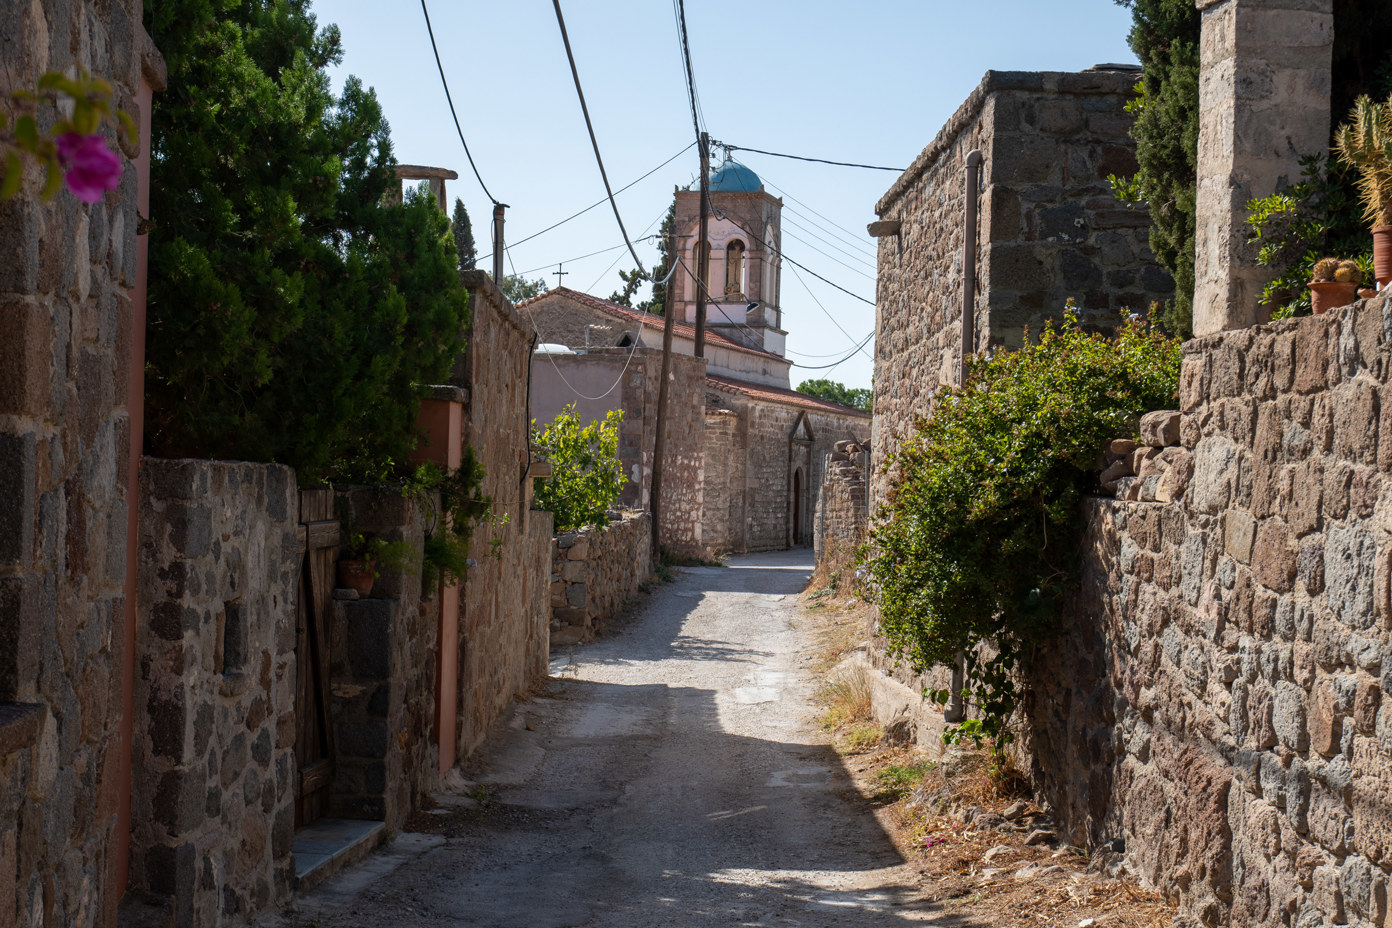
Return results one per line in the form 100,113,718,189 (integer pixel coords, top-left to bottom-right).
790,329,876,371
789,263,874,360
710,206,875,306
420,0,499,206
551,0,648,277
715,140,905,173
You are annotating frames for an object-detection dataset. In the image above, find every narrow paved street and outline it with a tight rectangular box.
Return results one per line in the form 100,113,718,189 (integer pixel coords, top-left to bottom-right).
292,550,948,927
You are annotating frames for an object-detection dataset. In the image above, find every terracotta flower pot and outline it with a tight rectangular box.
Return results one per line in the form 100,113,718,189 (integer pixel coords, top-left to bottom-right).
1360,288,1378,300
337,558,376,596
1373,226,1392,290
1309,281,1359,314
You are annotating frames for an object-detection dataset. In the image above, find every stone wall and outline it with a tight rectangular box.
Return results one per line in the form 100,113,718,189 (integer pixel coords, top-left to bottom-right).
813,442,870,564
0,4,159,925
872,67,1174,506
329,487,437,830
651,355,708,557
453,273,555,760
132,460,298,926
550,511,653,644
704,384,871,554
1030,293,1392,927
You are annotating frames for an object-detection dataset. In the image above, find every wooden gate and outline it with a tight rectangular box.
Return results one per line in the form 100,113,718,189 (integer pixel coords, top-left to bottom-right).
295,489,338,827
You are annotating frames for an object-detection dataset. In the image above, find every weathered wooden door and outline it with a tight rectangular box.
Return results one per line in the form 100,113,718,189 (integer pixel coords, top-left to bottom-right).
295,489,338,827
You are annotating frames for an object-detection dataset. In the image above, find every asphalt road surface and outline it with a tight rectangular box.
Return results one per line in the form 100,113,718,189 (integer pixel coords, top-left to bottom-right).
296,549,940,927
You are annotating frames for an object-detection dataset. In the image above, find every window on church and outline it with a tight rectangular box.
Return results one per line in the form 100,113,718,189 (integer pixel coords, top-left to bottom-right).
725,240,745,298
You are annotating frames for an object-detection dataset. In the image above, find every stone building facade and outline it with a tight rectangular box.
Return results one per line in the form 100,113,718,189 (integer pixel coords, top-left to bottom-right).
870,66,1175,503
0,3,162,925
528,338,707,552
703,378,870,553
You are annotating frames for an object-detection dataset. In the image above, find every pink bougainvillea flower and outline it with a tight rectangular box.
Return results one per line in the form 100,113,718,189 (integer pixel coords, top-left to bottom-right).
55,132,121,203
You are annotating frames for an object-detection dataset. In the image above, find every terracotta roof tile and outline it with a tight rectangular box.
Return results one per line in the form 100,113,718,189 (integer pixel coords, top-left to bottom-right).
706,374,872,418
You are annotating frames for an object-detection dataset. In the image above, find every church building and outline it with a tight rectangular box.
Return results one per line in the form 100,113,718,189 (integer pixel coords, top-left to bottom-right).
520,161,871,557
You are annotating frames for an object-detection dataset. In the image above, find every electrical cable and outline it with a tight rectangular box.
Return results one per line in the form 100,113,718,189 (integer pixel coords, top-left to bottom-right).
674,0,704,143
753,172,879,256
780,228,876,281
532,260,683,401
477,143,693,265
781,213,877,268
788,262,874,360
789,329,875,371
420,0,499,206
515,235,660,279
707,205,875,306
715,140,905,173
781,207,877,260
551,0,649,277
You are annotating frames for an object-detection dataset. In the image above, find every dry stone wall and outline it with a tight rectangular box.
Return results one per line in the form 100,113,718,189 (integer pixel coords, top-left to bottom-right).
132,460,298,926
872,68,1173,507
550,511,653,644
1030,293,1392,928
0,4,159,925
813,442,870,564
453,273,556,760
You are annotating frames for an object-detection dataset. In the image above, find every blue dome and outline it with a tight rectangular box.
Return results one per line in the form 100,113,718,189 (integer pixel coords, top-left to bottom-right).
707,160,762,192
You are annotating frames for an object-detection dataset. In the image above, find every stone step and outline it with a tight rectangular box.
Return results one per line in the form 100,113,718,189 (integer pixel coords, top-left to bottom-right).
292,818,387,893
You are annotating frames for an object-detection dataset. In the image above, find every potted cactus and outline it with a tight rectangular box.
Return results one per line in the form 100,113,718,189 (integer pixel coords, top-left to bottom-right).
1334,93,1392,289
1308,257,1362,313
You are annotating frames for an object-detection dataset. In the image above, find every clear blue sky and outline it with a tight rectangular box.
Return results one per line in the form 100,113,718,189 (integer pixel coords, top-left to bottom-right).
315,1,1140,390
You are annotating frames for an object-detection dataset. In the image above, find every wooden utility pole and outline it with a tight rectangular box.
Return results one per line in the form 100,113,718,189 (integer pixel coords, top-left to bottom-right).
650,239,678,557
694,130,711,358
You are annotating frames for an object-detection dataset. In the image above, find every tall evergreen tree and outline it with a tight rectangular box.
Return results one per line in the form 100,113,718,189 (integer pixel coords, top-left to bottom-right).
1113,0,1201,340
452,197,477,270
610,204,676,314
145,0,469,480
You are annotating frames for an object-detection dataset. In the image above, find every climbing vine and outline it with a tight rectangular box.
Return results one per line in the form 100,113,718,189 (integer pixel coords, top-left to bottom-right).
868,306,1180,747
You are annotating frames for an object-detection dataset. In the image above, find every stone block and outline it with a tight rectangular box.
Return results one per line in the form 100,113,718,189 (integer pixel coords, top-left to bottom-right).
1310,681,1344,758
567,538,590,561
560,561,587,583
1325,524,1377,630
1140,410,1182,447
1225,511,1256,564
1274,682,1310,752
1253,520,1296,593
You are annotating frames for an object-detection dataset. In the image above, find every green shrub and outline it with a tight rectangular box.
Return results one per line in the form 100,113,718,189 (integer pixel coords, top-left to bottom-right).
531,406,627,534
1247,155,1372,319
868,306,1180,747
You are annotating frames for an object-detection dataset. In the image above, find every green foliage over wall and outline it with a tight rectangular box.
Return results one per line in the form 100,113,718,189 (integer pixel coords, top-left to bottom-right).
145,0,469,482
795,379,872,412
1111,0,1201,340
532,406,627,534
501,275,549,303
868,307,1180,746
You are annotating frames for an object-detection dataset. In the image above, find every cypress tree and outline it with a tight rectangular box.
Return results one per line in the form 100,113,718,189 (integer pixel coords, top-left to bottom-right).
145,0,469,480
452,197,477,270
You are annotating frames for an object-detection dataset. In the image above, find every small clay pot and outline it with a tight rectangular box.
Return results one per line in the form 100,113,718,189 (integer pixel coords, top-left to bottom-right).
1309,280,1359,314
1374,226,1392,290
1359,287,1378,300
337,558,376,596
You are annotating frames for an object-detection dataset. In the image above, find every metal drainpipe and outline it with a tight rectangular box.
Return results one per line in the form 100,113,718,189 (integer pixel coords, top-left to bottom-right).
961,149,983,386
946,150,983,725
